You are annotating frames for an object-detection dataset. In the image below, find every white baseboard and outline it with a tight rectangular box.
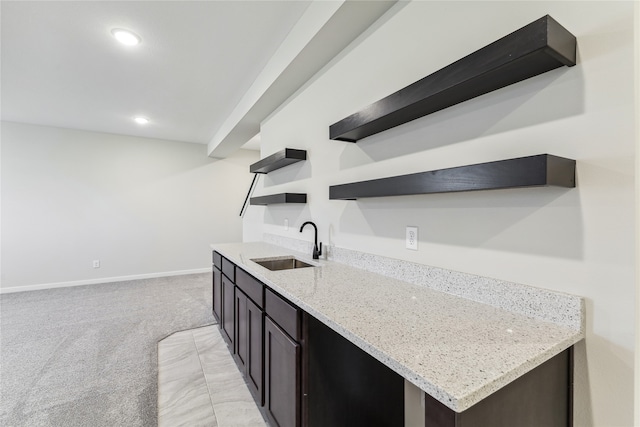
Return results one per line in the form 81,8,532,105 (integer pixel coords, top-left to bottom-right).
0,268,211,294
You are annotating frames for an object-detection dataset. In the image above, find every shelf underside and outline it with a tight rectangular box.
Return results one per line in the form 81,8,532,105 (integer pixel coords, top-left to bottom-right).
250,149,307,174
250,193,307,205
329,154,575,200
329,15,576,142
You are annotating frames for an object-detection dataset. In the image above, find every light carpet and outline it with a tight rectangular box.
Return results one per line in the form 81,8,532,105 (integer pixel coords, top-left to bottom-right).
0,272,215,427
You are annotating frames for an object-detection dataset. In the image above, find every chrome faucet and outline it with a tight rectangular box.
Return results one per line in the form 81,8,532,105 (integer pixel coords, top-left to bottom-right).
299,221,322,260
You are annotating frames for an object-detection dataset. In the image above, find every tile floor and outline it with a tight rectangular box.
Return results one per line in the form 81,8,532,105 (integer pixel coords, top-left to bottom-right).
157,325,268,427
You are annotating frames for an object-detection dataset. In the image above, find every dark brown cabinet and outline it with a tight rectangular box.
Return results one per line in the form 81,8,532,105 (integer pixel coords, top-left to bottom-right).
212,267,222,323
264,316,301,427
234,290,249,370
234,289,265,404
226,262,302,426
246,297,264,404
221,275,235,349
211,251,572,427
213,254,402,427
263,288,302,427
212,252,223,323
212,251,232,346
305,314,404,427
424,348,572,427
235,268,266,404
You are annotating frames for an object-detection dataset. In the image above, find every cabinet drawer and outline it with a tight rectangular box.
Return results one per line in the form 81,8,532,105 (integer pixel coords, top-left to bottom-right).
222,257,235,282
265,288,300,340
213,251,222,270
236,268,264,308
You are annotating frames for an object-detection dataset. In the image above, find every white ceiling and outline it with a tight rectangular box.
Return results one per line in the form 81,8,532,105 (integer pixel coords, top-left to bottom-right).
0,1,312,145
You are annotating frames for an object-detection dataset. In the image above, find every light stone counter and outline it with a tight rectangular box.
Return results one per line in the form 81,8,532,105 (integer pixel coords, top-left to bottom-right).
211,240,584,413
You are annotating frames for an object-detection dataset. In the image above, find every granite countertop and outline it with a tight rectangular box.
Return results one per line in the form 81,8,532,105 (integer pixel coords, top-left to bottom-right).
211,241,583,412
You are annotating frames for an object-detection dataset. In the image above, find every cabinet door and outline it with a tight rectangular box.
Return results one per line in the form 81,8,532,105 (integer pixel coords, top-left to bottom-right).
221,276,235,350
234,290,248,371
264,316,300,427
212,267,222,323
306,314,404,427
246,297,264,405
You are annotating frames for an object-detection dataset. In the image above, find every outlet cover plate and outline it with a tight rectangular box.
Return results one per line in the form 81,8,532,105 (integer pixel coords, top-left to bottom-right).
406,226,418,250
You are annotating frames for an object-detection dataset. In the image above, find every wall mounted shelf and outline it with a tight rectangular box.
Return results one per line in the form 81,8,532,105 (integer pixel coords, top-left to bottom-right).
329,15,576,142
250,148,307,174
329,154,575,200
250,193,307,205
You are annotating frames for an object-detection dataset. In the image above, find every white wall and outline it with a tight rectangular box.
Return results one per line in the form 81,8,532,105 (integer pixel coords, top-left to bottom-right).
1,122,258,291
635,3,640,424
248,1,637,425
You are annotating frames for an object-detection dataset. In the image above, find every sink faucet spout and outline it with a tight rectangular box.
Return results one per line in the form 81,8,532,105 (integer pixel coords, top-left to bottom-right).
299,221,322,260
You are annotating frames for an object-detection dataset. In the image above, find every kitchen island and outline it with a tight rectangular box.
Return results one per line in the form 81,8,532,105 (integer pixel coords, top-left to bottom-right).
211,238,584,426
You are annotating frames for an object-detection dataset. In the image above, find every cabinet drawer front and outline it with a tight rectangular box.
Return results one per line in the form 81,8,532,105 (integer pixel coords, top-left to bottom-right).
222,257,235,282
236,268,264,308
265,288,300,340
213,251,222,269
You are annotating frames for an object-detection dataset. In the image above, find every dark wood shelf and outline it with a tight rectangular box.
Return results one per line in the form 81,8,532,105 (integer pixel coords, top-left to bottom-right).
250,193,307,205
329,15,576,142
329,154,575,200
250,149,307,174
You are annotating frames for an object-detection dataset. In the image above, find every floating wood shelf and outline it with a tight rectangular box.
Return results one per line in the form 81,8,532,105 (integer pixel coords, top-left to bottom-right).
329,15,576,142
250,149,307,174
250,193,307,205
329,154,575,200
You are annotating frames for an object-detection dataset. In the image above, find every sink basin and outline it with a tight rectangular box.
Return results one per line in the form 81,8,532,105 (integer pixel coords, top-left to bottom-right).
251,256,315,271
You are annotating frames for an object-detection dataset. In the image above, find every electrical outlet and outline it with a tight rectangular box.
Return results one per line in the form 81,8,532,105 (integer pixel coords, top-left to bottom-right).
406,226,418,250
284,218,289,230
93,260,100,268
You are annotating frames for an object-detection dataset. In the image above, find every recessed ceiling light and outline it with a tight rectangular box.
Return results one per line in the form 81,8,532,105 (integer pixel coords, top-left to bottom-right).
111,28,141,46
134,117,149,125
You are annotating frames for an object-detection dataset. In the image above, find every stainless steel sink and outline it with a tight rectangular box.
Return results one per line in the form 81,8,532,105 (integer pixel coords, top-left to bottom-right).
251,256,315,271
